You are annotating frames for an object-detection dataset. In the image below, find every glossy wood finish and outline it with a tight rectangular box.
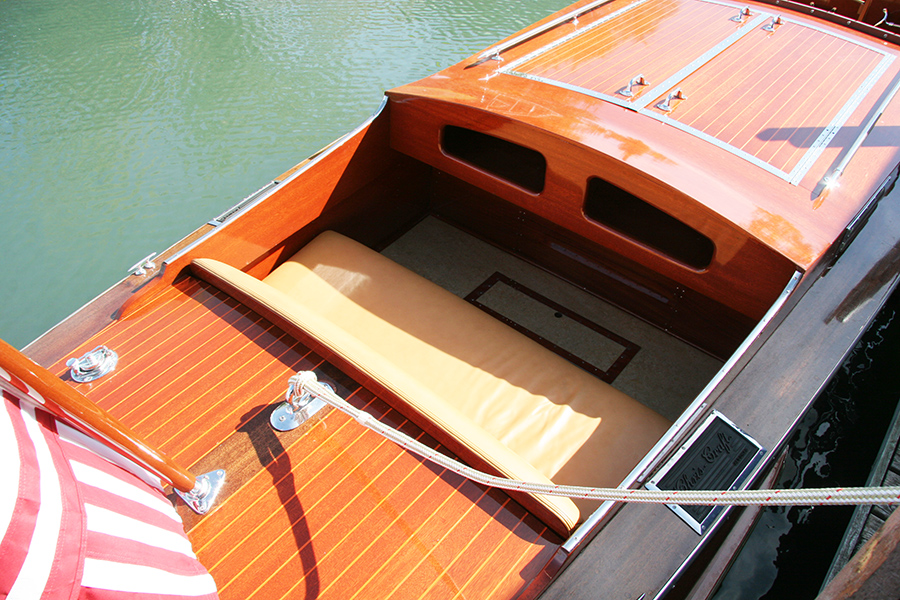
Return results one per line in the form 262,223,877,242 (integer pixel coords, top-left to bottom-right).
390,0,900,273
511,0,893,179
540,137,900,600
0,337,196,492
112,110,430,324
47,276,560,600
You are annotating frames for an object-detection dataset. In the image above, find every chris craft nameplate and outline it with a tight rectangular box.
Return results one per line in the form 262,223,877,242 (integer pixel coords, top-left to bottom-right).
647,411,765,534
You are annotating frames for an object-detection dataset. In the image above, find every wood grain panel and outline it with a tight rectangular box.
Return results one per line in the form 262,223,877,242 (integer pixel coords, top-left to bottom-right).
662,20,887,175
49,276,561,600
515,0,739,103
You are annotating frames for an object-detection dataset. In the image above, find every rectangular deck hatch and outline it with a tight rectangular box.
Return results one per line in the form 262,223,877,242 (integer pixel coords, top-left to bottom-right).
647,411,764,534
501,0,897,187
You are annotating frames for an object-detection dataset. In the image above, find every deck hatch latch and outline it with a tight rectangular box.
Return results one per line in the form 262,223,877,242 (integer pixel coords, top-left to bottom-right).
656,88,687,112
618,74,649,97
66,346,118,383
762,15,784,31
730,6,752,22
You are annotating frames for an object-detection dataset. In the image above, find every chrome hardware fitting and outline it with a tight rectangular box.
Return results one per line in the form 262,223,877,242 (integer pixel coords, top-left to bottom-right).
762,15,783,31
876,9,899,29
657,89,687,112
128,253,157,276
270,371,335,432
176,469,226,515
66,346,118,383
730,6,751,21
469,0,617,67
618,74,649,97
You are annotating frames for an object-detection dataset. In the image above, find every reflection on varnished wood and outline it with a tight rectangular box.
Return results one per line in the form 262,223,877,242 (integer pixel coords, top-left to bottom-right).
829,239,900,323
60,276,561,600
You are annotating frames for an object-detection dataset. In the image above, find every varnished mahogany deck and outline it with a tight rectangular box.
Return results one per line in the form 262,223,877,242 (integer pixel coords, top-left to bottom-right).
50,277,561,599
506,0,892,180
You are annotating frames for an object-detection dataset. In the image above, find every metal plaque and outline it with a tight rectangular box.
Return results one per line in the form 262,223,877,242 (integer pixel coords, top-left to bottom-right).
647,411,765,534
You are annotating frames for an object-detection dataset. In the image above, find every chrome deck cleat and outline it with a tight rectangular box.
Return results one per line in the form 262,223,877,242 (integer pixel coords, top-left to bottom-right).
270,371,335,432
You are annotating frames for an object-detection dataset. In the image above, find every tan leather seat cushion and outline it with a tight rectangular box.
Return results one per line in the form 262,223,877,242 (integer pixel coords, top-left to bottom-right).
193,231,671,536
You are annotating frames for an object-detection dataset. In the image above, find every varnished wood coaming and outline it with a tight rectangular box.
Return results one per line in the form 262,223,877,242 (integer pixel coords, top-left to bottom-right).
541,134,900,600
387,92,801,323
24,110,428,366
48,276,560,600
108,110,429,329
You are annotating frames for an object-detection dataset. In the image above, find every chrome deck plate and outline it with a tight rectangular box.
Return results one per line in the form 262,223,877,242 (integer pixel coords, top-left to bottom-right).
647,410,765,534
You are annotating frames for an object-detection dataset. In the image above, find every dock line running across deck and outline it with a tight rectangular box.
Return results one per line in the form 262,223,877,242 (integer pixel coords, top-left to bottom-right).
289,372,900,509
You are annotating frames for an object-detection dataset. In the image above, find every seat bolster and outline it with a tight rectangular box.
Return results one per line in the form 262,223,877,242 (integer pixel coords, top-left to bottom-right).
190,257,581,536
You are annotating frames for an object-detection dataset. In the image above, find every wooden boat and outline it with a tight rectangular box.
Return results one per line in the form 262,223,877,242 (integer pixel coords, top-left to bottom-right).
4,0,900,597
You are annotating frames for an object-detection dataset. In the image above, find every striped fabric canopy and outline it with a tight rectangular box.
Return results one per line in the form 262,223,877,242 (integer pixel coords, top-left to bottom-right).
0,383,219,599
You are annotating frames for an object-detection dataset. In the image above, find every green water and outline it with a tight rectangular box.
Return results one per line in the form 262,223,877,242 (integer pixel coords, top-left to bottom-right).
0,0,567,348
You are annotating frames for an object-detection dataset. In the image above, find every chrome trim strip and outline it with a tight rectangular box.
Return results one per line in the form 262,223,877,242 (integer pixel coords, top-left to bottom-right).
813,73,900,197
789,53,895,185
641,110,792,179
562,269,802,552
501,0,654,74
650,505,735,600
474,0,619,63
632,12,770,110
503,70,636,110
163,96,389,267
210,181,278,226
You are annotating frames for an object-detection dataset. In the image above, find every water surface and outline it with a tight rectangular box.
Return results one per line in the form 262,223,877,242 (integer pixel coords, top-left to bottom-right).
0,0,567,348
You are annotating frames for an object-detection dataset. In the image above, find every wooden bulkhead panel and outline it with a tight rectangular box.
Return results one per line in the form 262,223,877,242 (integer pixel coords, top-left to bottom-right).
389,0,900,276
386,93,798,353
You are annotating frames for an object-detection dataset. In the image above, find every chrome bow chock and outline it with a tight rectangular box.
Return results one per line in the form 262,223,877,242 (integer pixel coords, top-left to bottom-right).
175,469,226,515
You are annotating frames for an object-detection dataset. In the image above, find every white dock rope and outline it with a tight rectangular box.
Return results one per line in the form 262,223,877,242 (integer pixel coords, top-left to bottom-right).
292,373,900,507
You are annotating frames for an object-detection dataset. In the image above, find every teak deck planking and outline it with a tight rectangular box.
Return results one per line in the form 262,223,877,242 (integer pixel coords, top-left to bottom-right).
49,277,561,600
